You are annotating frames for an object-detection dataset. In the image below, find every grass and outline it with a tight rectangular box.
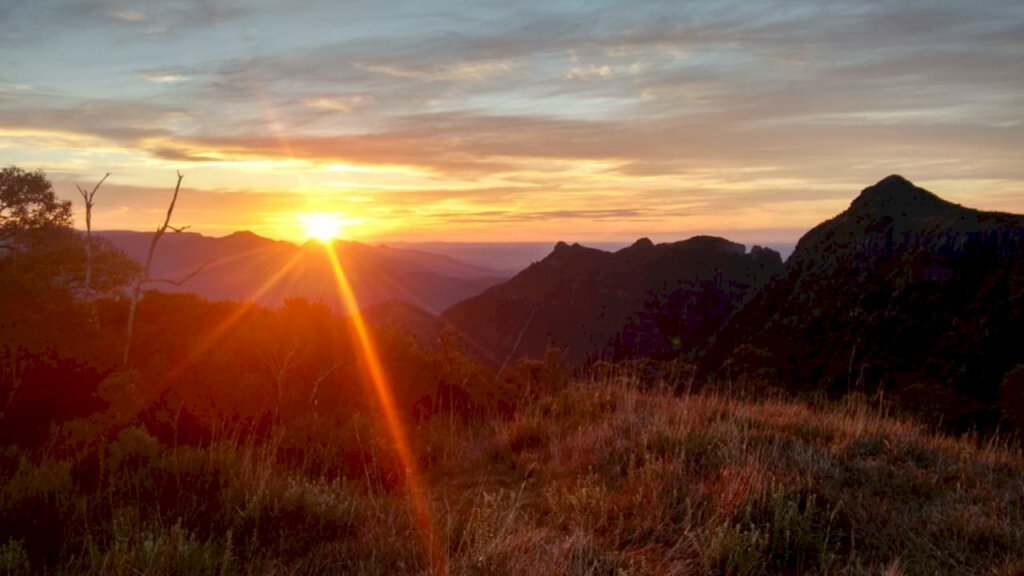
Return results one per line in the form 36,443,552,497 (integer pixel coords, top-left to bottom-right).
2,368,1023,575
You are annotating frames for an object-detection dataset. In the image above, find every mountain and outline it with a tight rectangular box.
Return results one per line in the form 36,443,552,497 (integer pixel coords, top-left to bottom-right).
384,240,798,275
442,236,783,365
97,231,508,314
704,175,1024,427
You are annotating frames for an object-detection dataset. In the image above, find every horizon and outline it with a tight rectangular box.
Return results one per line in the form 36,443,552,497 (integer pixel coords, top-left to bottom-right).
92,226,798,251
93,228,800,272
3,1,1022,244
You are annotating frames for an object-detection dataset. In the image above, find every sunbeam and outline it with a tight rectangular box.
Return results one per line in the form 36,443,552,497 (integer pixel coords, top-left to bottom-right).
163,248,306,381
323,242,447,574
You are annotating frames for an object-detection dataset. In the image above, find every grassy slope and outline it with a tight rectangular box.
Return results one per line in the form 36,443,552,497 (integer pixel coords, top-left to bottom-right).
2,371,1023,575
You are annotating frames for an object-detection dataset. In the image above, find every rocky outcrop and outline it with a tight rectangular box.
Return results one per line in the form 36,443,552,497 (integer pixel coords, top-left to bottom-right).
704,175,1024,429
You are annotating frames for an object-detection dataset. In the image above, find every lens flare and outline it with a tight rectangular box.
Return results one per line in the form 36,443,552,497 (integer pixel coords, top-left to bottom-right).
165,249,306,380
324,242,446,574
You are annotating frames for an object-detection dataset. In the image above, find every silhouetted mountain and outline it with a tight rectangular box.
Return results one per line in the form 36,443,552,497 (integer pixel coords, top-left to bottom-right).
705,175,1024,427
97,231,508,314
443,236,783,364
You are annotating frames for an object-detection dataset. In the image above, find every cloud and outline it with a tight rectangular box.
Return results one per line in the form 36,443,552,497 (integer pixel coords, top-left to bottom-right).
425,208,672,224
2,0,1023,241
111,10,148,22
0,94,184,145
140,72,188,84
357,59,520,82
565,64,614,80
300,95,371,113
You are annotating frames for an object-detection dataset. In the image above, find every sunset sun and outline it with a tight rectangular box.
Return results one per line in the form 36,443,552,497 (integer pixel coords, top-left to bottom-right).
301,213,344,242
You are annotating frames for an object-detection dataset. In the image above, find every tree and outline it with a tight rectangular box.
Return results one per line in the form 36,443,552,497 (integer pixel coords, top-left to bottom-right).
0,167,137,427
1,166,79,298
0,166,73,252
0,166,138,301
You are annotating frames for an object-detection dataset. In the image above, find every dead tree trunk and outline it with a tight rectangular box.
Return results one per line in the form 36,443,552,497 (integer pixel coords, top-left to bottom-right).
123,172,211,365
77,173,110,297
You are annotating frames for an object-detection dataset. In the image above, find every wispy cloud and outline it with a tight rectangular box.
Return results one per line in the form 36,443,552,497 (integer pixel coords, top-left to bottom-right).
140,72,188,84
300,95,372,112
2,0,1022,241
358,59,520,82
111,10,148,23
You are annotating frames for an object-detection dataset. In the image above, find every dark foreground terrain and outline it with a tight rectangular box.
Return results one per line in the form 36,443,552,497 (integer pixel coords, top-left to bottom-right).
2,367,1022,575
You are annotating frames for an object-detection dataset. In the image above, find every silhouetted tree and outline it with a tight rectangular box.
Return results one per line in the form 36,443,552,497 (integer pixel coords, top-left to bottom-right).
0,166,72,252
0,166,135,297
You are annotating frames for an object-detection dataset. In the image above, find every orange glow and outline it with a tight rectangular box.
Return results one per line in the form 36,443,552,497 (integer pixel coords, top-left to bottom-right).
163,249,306,380
324,243,446,574
300,212,344,242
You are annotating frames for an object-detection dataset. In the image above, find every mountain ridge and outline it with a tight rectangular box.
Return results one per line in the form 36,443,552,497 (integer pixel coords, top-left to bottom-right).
443,235,783,364
96,230,509,314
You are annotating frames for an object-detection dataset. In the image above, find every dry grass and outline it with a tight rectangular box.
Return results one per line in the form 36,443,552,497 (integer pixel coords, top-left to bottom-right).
2,370,1023,575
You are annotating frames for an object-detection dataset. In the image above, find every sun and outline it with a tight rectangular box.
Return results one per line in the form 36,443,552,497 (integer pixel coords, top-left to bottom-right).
300,213,344,243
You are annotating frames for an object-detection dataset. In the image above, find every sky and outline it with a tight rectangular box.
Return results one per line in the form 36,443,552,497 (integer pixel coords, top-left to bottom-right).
1,0,1022,244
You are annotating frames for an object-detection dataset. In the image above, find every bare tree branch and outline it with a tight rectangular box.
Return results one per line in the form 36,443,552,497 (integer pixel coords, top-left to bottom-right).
124,172,208,364
77,172,110,296
310,361,344,405
142,259,215,286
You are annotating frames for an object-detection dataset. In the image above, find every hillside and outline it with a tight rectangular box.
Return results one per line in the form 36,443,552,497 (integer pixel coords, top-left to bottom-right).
704,175,1024,428
4,370,1022,575
98,231,508,314
443,236,783,364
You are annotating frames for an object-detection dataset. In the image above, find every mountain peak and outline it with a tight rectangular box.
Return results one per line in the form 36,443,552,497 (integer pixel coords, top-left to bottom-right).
876,174,913,188
860,174,920,200
850,174,949,218
552,240,589,254
225,230,260,239
676,235,746,255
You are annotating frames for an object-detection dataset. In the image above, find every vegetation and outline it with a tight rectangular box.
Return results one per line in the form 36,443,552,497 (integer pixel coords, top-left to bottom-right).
2,167,1022,574
2,369,1023,575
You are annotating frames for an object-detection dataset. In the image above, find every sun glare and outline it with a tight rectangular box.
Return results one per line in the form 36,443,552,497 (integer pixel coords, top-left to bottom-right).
301,213,344,242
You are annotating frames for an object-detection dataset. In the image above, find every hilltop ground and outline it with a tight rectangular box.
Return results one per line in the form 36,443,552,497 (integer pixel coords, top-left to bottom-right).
3,366,1022,575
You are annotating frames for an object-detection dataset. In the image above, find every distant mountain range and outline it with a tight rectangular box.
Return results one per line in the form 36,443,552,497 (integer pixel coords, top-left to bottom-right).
443,236,783,364
99,175,1024,425
97,231,509,314
385,240,797,273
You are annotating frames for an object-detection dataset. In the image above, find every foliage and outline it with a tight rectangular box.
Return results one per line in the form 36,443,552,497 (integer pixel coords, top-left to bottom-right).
0,167,137,438
0,165,72,250
1,368,1022,574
